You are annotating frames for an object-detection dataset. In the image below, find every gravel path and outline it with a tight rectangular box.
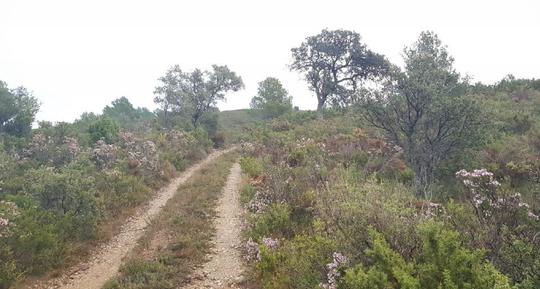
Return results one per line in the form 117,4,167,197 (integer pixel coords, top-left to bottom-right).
32,149,231,289
183,162,244,289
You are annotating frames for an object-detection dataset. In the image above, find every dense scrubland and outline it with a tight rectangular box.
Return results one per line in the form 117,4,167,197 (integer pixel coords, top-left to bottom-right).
0,67,239,287
238,31,540,289
0,28,539,289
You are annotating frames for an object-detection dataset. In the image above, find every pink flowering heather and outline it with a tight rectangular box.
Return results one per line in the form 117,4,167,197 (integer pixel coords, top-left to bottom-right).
247,190,271,213
240,141,255,154
244,237,280,262
244,238,260,261
91,140,118,169
165,130,191,151
21,133,51,161
456,169,538,221
262,237,280,249
423,202,445,219
120,133,159,175
63,136,81,157
320,252,348,289
0,201,19,238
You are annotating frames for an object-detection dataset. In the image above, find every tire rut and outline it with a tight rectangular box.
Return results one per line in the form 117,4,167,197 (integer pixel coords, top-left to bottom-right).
182,162,244,289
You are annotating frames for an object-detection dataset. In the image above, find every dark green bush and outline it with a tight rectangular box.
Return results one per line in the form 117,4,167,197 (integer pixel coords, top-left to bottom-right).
251,203,293,240
257,235,335,289
96,172,150,215
341,224,513,289
240,156,263,178
88,117,119,144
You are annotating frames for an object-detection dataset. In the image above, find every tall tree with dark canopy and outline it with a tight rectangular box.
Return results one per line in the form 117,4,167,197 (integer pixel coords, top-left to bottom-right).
0,81,40,137
360,31,485,198
154,65,243,127
290,29,388,112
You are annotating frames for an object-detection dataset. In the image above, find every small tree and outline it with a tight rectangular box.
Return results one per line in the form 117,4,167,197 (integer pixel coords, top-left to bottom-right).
250,77,292,118
290,29,388,112
153,65,184,128
103,97,154,129
88,117,119,144
0,81,40,137
154,65,243,127
360,31,485,198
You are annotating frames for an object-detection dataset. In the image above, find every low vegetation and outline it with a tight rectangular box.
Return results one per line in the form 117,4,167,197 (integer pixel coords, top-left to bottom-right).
237,30,539,289
0,66,236,287
1,26,539,289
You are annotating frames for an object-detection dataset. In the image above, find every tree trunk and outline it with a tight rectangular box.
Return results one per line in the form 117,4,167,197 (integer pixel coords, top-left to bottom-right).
316,95,326,119
317,100,325,112
412,162,433,199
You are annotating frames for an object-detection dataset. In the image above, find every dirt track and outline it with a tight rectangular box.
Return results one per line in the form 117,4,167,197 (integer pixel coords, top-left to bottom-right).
182,162,244,289
32,149,231,289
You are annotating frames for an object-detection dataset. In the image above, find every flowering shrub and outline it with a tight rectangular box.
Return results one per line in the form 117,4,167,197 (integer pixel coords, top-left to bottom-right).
454,168,540,286
320,252,348,289
244,237,280,262
18,133,82,168
456,168,538,220
91,139,118,170
262,237,280,249
247,190,271,213
245,237,261,261
0,201,18,238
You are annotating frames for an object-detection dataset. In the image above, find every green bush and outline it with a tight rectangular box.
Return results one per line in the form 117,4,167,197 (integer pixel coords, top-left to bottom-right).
162,151,188,171
251,203,293,240
88,117,119,144
341,224,514,289
257,235,335,289
240,156,263,178
96,172,150,215
23,167,100,240
0,246,18,289
240,183,256,205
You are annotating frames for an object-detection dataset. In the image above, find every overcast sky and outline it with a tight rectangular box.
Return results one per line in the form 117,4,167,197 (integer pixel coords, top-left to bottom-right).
1,0,539,122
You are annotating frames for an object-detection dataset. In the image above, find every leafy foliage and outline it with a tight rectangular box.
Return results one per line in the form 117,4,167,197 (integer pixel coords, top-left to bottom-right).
154,65,244,127
360,31,486,197
88,117,120,144
0,81,40,137
250,77,293,119
291,29,389,111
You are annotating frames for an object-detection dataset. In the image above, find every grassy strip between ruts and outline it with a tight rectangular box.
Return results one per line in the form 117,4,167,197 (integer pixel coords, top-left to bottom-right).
103,150,239,289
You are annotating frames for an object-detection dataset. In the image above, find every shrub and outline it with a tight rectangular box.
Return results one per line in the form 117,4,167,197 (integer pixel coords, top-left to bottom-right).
0,246,18,289
240,183,256,205
256,235,335,289
88,117,119,144
96,172,150,215
211,131,226,148
23,167,100,240
250,203,293,240
240,156,263,178
341,224,514,289
91,140,118,170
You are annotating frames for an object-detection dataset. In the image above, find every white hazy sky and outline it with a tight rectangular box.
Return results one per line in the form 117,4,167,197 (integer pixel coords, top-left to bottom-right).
1,0,539,122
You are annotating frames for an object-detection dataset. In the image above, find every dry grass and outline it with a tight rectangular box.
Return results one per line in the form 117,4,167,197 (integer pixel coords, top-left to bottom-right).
103,151,239,289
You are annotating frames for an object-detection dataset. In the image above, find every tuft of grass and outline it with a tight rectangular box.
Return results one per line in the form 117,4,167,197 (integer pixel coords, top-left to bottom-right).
103,151,238,289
